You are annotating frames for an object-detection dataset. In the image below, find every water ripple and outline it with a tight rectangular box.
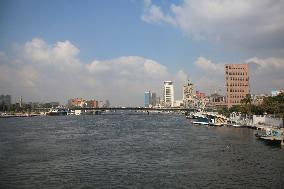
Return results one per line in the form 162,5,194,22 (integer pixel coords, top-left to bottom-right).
0,114,283,188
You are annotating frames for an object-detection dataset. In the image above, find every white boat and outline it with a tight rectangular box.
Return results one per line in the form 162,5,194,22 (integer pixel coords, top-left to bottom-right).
232,124,243,128
46,108,68,116
192,116,209,125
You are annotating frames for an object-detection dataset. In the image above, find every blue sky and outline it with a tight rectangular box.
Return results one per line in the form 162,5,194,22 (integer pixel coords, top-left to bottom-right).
1,0,243,69
1,0,284,105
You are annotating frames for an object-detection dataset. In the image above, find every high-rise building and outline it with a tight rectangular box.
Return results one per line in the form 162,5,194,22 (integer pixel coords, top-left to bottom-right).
225,63,249,108
155,96,161,107
151,93,157,107
0,94,11,106
19,96,23,108
163,81,174,107
144,91,158,108
144,91,151,107
105,100,110,108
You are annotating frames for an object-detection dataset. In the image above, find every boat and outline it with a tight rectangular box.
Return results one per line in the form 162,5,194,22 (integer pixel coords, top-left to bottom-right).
192,116,209,125
255,128,282,138
207,113,228,126
227,120,244,128
46,108,68,116
255,128,284,147
232,124,243,128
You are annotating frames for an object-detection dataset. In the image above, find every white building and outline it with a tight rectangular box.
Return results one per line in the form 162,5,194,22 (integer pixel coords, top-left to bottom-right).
163,81,174,107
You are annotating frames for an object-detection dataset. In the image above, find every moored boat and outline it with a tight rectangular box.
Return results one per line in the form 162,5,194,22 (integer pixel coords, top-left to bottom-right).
255,128,284,147
46,108,68,116
192,116,209,125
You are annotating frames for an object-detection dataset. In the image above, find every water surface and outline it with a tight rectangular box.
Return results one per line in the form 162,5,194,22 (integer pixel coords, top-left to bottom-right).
0,113,283,188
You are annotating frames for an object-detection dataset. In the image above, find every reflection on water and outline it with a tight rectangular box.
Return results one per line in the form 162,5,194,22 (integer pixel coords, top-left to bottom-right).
0,114,283,188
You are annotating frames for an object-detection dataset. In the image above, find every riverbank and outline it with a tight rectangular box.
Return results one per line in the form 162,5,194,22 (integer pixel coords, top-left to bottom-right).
0,113,41,118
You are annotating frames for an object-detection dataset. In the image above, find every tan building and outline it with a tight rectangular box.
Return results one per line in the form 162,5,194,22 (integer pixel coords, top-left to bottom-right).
209,93,226,107
68,98,86,107
182,81,194,108
225,64,250,108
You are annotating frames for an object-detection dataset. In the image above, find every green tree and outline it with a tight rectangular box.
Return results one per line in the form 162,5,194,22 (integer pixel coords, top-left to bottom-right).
261,93,284,117
240,94,252,115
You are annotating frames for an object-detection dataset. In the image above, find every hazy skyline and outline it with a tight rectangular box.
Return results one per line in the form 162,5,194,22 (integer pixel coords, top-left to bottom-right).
1,0,284,106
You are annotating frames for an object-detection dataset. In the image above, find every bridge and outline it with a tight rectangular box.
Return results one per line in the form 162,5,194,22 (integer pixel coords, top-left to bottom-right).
68,107,197,112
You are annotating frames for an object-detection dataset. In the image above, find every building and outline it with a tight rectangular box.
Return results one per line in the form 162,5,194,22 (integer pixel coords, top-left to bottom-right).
98,100,106,108
225,64,250,108
196,91,206,99
144,91,151,107
163,81,174,107
182,81,194,108
251,94,267,106
19,96,23,108
173,100,183,107
105,100,110,108
68,98,86,107
151,93,157,107
0,94,11,106
155,96,161,107
209,93,226,107
86,99,98,108
144,91,158,108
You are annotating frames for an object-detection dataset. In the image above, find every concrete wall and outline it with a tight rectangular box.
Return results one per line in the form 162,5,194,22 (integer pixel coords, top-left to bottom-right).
253,115,283,128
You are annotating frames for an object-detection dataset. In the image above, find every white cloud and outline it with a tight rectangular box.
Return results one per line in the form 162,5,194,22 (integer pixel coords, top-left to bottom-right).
175,70,188,83
141,0,174,24
193,57,225,94
246,57,284,93
194,57,223,74
87,56,168,80
141,0,284,50
0,38,187,106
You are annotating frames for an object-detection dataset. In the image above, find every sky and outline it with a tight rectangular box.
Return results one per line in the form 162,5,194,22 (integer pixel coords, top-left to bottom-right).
0,0,284,106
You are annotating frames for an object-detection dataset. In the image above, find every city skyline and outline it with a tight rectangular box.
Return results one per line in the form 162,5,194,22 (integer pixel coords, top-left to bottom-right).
1,0,284,106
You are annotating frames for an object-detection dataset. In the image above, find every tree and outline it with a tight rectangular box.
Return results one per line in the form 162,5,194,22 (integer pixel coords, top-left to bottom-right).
261,92,284,117
240,94,252,115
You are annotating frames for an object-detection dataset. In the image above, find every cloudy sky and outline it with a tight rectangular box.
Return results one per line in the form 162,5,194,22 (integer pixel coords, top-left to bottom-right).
0,0,284,106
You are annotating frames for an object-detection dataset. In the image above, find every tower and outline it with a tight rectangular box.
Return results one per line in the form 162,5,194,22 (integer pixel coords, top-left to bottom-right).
163,81,174,107
182,80,194,108
144,91,151,108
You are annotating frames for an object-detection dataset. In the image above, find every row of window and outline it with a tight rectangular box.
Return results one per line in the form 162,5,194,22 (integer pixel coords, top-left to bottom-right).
225,66,246,70
227,89,245,93
229,100,240,104
228,95,245,99
226,83,249,87
226,77,249,81
226,72,247,76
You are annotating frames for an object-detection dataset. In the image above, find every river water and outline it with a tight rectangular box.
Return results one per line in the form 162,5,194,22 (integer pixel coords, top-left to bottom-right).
0,113,283,188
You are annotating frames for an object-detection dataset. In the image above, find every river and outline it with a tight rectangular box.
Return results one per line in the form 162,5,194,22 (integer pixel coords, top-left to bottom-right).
0,113,283,188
